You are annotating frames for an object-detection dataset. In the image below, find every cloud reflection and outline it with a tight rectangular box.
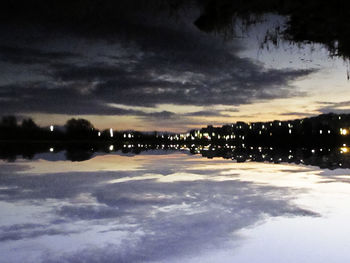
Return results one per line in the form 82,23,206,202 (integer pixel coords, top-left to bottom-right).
0,154,318,263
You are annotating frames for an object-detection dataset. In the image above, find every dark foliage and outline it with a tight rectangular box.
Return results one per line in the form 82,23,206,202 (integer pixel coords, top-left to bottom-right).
194,0,350,58
65,118,95,139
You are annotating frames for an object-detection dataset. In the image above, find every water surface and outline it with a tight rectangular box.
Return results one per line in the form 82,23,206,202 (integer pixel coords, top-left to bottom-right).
1,151,350,262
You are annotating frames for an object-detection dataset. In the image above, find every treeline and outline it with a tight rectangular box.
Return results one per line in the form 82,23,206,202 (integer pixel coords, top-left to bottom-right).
0,116,173,142
2,113,350,147
0,116,103,141
0,116,51,141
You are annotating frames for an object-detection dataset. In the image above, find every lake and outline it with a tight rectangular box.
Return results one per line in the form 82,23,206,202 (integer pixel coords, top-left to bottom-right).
1,150,350,262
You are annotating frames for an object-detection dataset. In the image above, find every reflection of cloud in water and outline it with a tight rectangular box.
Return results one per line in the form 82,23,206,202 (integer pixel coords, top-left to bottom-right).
0,223,81,242
317,168,350,184
0,154,319,263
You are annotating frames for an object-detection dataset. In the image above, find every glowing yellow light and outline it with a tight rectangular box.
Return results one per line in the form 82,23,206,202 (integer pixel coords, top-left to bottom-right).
340,128,348,135
340,147,349,153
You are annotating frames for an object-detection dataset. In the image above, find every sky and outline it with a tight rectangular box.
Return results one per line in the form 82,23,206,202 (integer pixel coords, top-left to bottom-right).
1,1,350,132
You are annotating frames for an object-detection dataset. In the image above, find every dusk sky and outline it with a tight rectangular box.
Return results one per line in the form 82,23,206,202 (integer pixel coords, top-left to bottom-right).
3,3,350,262
1,1,350,132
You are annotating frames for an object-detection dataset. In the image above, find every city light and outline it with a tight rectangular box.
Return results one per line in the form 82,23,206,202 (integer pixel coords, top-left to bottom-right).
50,125,54,132
340,128,348,135
110,128,114,137
340,147,349,154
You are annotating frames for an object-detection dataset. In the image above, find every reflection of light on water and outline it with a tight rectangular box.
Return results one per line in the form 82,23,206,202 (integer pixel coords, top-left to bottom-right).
109,145,114,151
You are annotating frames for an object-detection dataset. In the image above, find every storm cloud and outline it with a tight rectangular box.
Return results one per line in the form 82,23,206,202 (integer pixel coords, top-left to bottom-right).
0,0,317,123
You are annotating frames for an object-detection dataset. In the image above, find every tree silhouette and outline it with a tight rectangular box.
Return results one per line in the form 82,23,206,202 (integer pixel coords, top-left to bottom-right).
65,118,95,139
1,115,17,127
21,118,39,130
0,116,18,140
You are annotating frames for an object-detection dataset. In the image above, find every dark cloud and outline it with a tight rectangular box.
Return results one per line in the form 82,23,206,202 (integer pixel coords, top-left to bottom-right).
316,101,350,114
184,110,232,117
0,0,317,123
0,61,315,117
0,1,169,37
279,112,316,117
0,46,81,65
141,110,177,119
0,223,79,242
51,63,127,82
56,205,122,220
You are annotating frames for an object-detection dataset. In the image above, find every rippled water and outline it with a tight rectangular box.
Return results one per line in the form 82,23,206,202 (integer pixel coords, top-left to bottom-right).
1,151,350,262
